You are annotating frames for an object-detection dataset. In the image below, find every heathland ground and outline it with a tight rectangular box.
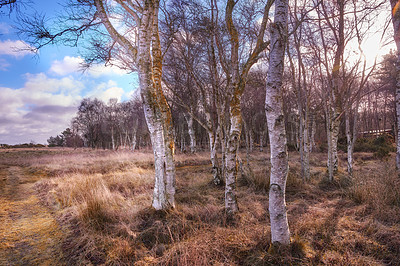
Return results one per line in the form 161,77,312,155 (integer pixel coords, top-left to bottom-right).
0,148,399,265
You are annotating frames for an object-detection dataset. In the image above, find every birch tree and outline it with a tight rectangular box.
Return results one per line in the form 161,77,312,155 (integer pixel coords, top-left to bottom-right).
287,1,311,181
162,1,225,184
265,0,290,245
20,0,176,210
304,0,385,180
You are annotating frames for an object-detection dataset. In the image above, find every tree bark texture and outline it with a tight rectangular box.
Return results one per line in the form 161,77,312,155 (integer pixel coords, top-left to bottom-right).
94,0,175,210
265,0,290,245
137,0,176,210
224,0,241,215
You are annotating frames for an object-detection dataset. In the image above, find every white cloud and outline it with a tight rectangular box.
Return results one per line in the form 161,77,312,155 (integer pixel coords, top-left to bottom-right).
0,59,131,144
86,80,125,102
49,56,84,76
0,39,35,58
0,73,84,144
49,55,129,78
87,63,128,77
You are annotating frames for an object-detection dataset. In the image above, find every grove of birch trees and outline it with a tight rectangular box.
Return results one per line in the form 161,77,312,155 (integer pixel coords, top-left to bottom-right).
15,0,400,246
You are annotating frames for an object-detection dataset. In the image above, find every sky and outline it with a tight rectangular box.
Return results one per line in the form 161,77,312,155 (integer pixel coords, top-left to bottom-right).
0,1,396,145
0,1,139,145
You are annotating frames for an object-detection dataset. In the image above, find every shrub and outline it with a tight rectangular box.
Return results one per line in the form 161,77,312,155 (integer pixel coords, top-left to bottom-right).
354,134,395,154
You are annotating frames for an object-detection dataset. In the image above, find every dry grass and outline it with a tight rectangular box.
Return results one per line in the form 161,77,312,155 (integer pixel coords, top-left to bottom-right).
2,148,400,265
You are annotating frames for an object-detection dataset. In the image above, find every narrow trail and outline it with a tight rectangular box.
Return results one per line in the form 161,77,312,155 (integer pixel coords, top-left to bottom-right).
0,166,65,265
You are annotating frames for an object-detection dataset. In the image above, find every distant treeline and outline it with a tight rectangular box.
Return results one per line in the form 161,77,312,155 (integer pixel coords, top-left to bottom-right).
0,143,46,149
48,97,150,150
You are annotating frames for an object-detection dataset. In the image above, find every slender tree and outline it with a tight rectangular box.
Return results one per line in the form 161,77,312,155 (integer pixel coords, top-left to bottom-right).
265,0,290,245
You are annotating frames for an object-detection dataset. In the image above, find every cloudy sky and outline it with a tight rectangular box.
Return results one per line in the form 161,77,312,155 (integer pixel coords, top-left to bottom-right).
0,2,138,145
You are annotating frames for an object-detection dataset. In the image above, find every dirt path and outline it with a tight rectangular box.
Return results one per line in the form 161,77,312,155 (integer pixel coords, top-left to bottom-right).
0,166,65,265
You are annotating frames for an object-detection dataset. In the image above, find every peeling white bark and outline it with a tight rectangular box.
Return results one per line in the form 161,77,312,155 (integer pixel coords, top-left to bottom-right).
94,0,176,210
326,107,340,182
138,0,175,210
208,131,221,185
265,0,290,245
224,102,241,215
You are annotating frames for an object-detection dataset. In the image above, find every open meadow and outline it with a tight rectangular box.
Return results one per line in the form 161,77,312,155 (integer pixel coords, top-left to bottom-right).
0,148,399,265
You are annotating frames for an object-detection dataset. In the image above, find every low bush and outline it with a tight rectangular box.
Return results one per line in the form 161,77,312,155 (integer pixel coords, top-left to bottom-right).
354,134,395,154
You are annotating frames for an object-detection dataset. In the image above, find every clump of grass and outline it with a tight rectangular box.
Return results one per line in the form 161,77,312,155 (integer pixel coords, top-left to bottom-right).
346,162,400,224
318,170,353,191
238,164,270,193
34,158,154,264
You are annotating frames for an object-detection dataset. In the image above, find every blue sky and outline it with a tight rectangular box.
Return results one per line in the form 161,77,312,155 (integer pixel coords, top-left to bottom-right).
0,1,139,145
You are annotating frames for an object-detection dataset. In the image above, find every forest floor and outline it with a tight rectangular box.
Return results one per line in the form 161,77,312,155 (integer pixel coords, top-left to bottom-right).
0,148,399,265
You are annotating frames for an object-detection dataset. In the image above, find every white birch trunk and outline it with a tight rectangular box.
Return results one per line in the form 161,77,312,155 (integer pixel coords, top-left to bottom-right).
328,0,344,181
131,133,137,151
180,128,185,152
327,115,340,181
111,126,115,150
184,113,196,153
224,0,241,215
94,0,175,210
331,115,340,174
345,110,353,176
224,101,241,215
208,131,221,185
265,0,290,245
299,109,305,180
303,106,310,181
326,104,339,182
137,1,175,210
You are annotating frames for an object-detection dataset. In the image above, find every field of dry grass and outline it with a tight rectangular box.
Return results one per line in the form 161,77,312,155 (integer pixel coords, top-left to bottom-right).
0,148,399,265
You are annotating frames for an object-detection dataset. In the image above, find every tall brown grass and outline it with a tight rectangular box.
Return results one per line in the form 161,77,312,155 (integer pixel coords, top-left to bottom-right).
9,149,397,265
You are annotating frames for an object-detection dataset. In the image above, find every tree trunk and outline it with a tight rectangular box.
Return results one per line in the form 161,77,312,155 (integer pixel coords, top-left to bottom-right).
345,110,353,176
299,107,305,180
184,113,196,153
243,120,251,166
331,114,340,174
208,131,221,185
224,97,241,215
180,123,185,152
310,115,316,153
111,126,115,150
249,129,254,153
224,0,241,215
303,106,310,181
327,106,340,182
131,133,137,151
265,0,290,245
138,1,175,210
